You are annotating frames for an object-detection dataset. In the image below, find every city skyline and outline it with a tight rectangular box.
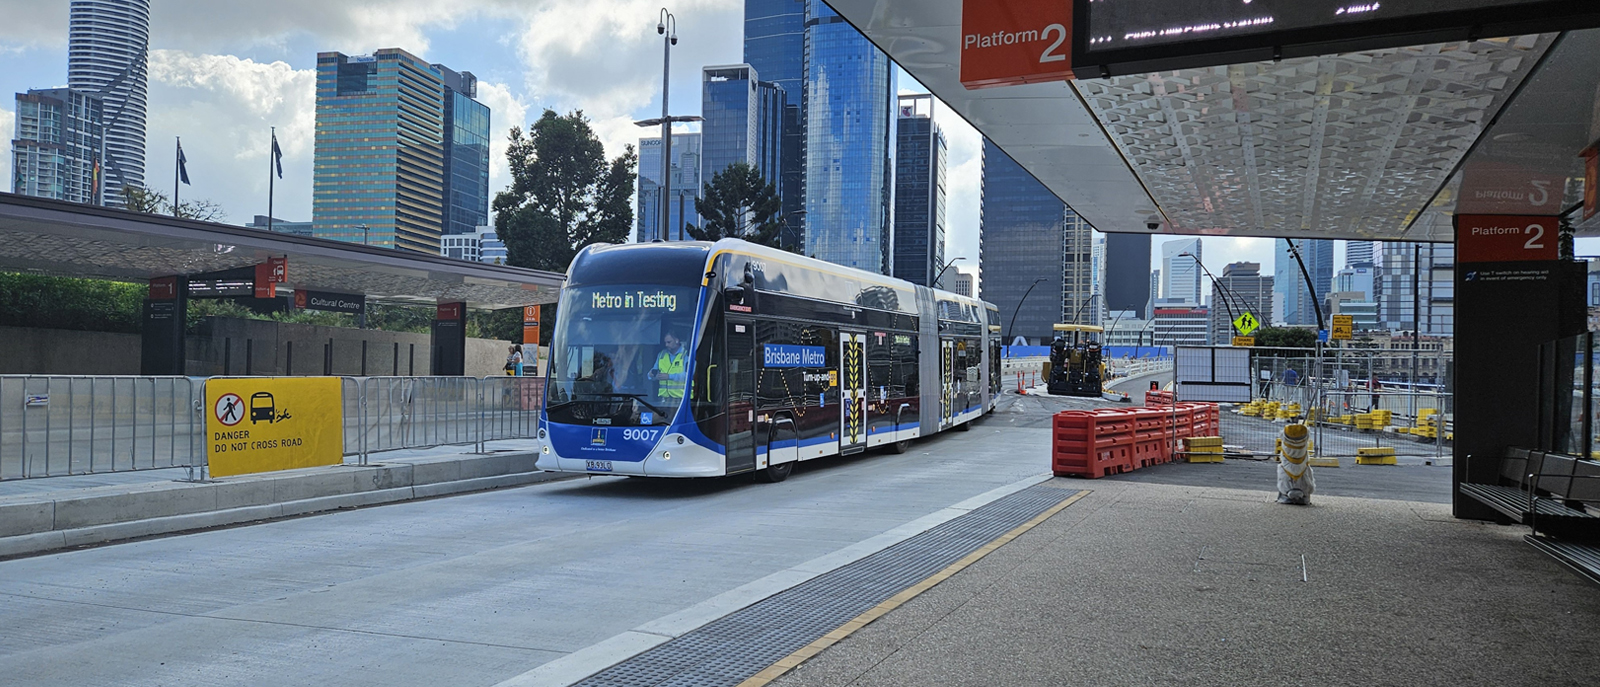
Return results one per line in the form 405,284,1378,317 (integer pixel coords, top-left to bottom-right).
2,0,1405,284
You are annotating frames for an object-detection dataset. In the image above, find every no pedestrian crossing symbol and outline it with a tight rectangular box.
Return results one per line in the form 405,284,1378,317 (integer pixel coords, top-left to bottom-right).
1232,311,1260,337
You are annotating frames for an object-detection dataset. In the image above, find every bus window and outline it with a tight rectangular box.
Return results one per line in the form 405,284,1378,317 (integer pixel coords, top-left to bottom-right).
546,284,699,427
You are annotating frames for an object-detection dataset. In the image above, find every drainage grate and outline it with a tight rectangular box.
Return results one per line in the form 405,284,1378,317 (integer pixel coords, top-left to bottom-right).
573,484,1081,687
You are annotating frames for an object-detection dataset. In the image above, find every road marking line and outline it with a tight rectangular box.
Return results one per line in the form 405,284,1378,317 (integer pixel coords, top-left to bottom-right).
735,489,1091,687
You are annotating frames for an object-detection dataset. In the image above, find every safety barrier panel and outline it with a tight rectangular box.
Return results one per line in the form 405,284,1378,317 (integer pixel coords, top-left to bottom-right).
1051,402,1220,479
0,375,202,480
1,375,543,481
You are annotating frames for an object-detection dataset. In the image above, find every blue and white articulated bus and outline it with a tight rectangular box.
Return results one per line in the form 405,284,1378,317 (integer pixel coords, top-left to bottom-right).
534,239,1002,482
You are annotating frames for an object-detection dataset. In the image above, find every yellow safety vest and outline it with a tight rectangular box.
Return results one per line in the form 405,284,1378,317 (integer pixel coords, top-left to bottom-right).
657,350,687,399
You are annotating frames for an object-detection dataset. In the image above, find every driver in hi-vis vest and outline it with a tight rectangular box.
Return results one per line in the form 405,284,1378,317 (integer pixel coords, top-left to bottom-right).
651,330,688,400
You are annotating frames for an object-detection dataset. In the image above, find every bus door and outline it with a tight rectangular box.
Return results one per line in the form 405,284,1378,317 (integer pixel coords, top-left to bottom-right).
839,331,867,455
941,339,955,428
725,321,756,473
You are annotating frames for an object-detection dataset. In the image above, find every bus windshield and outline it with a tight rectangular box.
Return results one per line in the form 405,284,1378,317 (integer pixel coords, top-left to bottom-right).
546,284,701,426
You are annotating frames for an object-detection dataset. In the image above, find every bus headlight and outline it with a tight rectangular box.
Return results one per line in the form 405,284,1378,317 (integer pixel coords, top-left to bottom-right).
541,445,550,454
662,451,671,461
538,428,546,439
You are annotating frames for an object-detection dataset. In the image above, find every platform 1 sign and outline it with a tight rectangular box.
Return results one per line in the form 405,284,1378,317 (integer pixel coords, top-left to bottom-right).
206,377,343,477
960,0,1075,88
1331,315,1353,340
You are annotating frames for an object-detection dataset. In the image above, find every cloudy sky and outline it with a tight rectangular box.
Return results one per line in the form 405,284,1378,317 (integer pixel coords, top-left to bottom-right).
0,0,1288,290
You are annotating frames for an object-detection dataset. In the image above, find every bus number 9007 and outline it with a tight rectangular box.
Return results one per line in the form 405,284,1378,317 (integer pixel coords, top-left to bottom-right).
622,429,660,442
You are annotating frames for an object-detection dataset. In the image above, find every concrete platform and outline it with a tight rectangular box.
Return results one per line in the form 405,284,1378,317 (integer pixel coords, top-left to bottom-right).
765,477,1600,687
0,441,566,558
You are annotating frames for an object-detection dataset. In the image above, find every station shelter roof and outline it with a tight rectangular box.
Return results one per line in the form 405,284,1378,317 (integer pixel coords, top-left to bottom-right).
0,194,564,310
827,1,1600,242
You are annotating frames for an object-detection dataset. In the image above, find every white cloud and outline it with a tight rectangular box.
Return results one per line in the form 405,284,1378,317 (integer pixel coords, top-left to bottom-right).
144,50,318,223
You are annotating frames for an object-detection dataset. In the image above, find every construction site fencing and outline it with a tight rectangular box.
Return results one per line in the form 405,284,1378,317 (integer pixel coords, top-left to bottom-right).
1207,348,1452,465
0,375,544,481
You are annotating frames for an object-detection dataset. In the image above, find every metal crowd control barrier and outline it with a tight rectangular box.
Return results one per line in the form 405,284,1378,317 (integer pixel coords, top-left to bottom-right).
0,375,202,480
1,375,544,481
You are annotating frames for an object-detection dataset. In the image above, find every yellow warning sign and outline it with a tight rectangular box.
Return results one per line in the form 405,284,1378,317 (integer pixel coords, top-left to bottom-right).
206,377,343,477
1331,314,1353,340
1233,311,1260,337
1232,336,1255,347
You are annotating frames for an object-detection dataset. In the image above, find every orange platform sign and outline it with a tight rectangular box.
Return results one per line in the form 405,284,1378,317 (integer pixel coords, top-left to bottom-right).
960,0,1075,89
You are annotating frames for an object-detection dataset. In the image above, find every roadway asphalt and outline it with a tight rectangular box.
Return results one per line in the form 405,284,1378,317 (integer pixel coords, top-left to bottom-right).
0,398,1061,686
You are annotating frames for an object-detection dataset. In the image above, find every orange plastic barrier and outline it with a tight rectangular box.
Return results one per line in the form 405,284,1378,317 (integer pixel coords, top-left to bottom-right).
1052,402,1221,479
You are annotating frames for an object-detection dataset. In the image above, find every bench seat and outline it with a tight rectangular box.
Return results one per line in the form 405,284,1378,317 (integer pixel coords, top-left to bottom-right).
1525,535,1600,587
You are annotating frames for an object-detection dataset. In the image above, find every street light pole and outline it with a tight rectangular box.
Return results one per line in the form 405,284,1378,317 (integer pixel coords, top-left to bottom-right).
1006,277,1047,346
931,256,965,289
657,8,677,243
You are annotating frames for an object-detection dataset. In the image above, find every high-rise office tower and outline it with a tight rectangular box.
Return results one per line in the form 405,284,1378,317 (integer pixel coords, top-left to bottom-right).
979,140,1090,343
312,49,448,253
636,133,703,242
1377,242,1454,336
67,0,149,207
1105,233,1151,315
1160,238,1202,305
435,65,490,237
802,0,896,273
743,0,807,247
1345,239,1375,267
891,95,946,287
11,88,104,204
1147,269,1160,319
1274,239,1335,326
701,64,784,192
1207,262,1273,344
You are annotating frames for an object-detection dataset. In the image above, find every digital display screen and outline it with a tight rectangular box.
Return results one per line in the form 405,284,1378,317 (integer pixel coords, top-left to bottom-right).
1085,0,1542,53
587,289,681,312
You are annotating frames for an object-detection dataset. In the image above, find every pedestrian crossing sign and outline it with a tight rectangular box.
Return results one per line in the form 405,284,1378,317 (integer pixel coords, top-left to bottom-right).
1233,311,1260,336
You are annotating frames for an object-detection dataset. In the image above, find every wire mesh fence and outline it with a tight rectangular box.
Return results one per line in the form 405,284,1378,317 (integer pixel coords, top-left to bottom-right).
1199,348,1452,465
1,375,544,480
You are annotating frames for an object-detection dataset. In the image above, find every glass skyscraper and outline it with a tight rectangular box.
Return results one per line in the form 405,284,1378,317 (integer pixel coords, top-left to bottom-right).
637,133,703,242
1274,238,1334,326
68,0,148,207
980,139,1067,345
702,64,783,193
802,0,896,273
892,95,946,287
743,0,807,247
11,88,104,205
312,49,448,254
435,65,490,237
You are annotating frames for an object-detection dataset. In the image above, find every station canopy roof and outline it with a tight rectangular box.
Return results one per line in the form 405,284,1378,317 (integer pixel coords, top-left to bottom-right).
829,1,1600,241
0,194,565,309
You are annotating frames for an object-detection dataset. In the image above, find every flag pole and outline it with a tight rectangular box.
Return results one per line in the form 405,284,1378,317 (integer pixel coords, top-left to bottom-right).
268,127,275,232
173,136,180,217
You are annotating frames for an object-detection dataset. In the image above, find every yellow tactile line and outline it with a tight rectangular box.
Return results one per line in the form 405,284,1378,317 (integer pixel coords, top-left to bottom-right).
735,489,1091,687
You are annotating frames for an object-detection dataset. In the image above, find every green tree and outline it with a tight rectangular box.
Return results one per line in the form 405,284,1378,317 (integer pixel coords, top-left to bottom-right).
688,161,785,249
1255,326,1317,349
493,109,636,274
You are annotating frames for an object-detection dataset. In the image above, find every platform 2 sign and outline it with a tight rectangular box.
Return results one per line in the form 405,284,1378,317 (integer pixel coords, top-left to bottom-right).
206,377,342,477
1455,214,1559,263
960,0,1075,88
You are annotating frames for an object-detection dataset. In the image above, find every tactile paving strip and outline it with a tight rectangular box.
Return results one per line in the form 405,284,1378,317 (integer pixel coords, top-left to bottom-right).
573,484,1081,687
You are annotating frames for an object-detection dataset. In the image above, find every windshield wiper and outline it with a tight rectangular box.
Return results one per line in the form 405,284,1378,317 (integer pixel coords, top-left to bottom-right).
578,392,671,417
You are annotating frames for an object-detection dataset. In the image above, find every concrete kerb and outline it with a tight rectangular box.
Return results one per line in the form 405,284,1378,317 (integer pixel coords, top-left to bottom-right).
0,451,569,559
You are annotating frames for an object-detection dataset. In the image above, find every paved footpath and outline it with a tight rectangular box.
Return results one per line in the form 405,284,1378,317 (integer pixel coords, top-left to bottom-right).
766,472,1600,687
